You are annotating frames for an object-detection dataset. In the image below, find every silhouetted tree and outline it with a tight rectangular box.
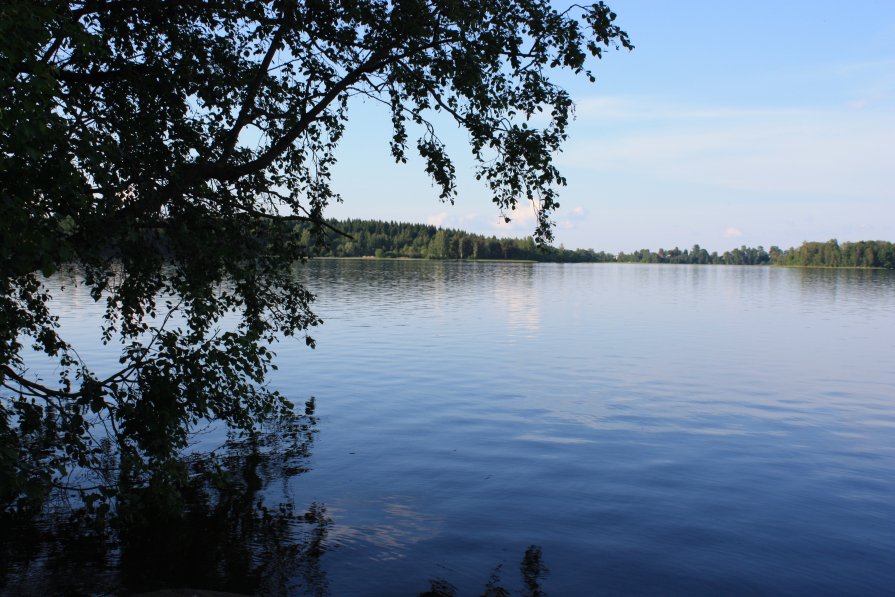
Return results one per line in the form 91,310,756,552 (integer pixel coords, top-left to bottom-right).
1,0,631,509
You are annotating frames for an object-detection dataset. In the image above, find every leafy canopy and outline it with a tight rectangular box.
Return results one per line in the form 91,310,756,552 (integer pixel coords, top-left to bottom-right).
0,0,630,508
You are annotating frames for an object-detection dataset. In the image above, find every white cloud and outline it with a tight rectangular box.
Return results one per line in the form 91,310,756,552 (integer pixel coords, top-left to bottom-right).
724,227,743,238
574,95,809,123
426,212,449,226
492,200,539,233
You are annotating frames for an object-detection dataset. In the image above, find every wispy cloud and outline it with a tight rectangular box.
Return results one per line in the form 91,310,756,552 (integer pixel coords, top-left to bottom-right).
724,227,743,238
555,205,588,231
574,96,812,123
561,97,895,200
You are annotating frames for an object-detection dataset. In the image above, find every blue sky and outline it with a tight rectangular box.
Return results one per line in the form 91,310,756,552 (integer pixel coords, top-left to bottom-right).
327,1,895,253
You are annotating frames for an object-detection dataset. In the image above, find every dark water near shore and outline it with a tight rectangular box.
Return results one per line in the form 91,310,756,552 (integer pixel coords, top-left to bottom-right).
7,262,895,595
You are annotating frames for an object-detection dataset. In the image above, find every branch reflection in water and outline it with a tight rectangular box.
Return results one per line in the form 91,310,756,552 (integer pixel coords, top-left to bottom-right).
0,399,328,596
420,545,548,597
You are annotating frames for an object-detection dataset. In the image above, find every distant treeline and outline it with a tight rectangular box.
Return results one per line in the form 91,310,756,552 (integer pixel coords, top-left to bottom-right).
618,239,895,268
297,219,615,262
296,220,895,268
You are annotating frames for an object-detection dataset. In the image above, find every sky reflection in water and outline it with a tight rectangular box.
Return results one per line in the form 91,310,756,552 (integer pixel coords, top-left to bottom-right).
4,262,895,595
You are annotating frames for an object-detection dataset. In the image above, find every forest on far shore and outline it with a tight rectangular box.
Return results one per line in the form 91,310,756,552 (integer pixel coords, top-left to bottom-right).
295,219,895,269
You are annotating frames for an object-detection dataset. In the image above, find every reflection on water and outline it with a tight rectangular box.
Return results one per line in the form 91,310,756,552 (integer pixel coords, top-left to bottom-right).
324,497,443,565
3,262,895,594
420,545,547,597
292,262,895,595
0,406,326,596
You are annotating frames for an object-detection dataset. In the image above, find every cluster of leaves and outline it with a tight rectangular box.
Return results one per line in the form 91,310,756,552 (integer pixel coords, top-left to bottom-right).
1,0,630,510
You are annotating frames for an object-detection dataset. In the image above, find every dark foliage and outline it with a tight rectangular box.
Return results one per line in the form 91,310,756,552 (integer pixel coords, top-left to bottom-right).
0,401,326,595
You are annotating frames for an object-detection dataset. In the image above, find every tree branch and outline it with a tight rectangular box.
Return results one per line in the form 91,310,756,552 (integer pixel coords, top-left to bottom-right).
216,17,292,166
194,36,461,183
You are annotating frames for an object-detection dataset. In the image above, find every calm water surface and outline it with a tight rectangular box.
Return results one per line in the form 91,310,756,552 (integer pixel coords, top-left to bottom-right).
20,262,895,594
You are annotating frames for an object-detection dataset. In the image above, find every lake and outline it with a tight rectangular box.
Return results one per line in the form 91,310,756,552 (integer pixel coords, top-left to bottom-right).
5,261,895,595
